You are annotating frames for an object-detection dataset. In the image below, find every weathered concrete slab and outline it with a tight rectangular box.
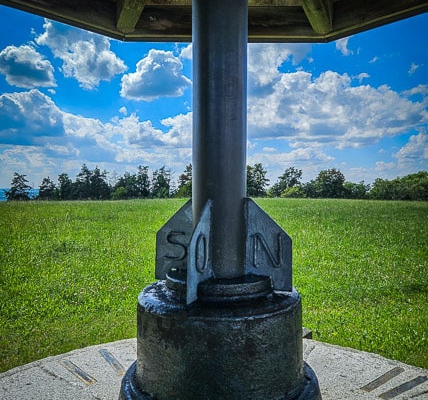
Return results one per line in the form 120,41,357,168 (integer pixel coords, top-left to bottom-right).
0,339,137,400
1,339,427,400
304,340,428,400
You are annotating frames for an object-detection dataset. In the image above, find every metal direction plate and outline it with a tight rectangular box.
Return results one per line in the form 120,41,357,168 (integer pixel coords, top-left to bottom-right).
155,198,293,302
187,200,213,304
155,200,192,279
99,349,125,376
361,367,405,392
378,375,428,399
59,360,97,386
245,199,292,291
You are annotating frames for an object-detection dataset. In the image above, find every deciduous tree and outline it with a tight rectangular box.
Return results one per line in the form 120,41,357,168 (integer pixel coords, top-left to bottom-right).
269,167,302,197
247,163,269,197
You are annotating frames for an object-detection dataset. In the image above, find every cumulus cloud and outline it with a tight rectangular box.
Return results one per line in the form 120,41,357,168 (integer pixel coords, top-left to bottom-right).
0,88,194,183
179,44,192,60
335,37,353,56
0,45,56,88
120,49,191,101
248,70,427,149
375,161,395,172
252,147,333,165
0,89,64,144
0,89,118,163
111,111,192,148
248,43,311,91
35,20,126,89
394,130,428,169
248,147,335,182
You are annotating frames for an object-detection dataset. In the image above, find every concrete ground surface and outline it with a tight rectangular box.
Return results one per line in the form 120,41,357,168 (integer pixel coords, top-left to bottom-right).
1,338,427,400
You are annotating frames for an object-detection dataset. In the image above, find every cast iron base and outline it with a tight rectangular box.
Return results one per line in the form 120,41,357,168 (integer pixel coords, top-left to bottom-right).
119,277,322,400
119,360,321,400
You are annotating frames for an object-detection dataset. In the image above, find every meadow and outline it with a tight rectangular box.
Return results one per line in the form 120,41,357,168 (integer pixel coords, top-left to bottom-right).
0,198,427,373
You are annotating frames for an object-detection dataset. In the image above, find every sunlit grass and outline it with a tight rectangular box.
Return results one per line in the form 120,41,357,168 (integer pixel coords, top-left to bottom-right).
0,198,427,372
257,198,427,368
0,199,183,372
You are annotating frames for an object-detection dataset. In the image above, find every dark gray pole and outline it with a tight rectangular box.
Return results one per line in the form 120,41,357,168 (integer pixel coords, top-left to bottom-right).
192,0,247,279
120,2,322,398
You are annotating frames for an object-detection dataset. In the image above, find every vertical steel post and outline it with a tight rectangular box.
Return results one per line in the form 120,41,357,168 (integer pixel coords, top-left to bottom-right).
192,0,247,279
119,1,322,398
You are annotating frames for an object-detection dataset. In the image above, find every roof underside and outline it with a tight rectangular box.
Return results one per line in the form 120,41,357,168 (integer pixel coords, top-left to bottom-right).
1,0,427,42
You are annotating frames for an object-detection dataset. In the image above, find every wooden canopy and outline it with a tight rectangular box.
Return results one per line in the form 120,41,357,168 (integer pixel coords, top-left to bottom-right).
0,0,427,43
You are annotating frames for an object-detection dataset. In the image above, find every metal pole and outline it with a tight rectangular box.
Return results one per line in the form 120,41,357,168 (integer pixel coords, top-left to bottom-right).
192,0,247,279
120,2,322,398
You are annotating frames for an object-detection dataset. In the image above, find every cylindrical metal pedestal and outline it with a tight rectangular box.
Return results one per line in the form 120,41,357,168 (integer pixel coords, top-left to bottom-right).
119,280,322,400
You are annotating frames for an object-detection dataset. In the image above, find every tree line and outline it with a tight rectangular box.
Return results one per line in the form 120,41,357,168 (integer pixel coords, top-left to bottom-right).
3,163,428,201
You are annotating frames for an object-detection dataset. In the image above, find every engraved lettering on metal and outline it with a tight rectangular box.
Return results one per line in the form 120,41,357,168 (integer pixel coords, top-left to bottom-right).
195,233,208,273
252,232,286,269
155,200,192,279
164,231,188,261
245,198,292,291
187,200,213,304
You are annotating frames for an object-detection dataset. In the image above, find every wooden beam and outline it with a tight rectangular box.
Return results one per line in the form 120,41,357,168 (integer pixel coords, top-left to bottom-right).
300,0,333,35
117,0,147,33
1,0,428,42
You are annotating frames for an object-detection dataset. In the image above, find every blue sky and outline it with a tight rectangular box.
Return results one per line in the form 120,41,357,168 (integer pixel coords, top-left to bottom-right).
0,6,427,189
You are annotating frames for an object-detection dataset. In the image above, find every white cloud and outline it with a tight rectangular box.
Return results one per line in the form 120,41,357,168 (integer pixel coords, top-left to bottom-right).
120,49,191,101
248,70,427,149
335,37,353,56
0,89,64,144
0,89,195,186
248,147,335,182
119,106,128,115
375,161,395,171
179,44,192,60
369,56,379,64
394,130,428,167
0,45,56,88
35,20,126,89
160,112,192,147
403,84,428,98
408,62,420,75
356,72,370,83
262,147,277,153
248,43,311,90
112,111,192,148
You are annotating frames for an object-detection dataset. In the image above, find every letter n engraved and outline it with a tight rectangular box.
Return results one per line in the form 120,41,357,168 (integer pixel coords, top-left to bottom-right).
252,232,285,269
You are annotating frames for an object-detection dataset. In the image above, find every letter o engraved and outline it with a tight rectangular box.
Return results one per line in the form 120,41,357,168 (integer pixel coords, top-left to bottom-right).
195,233,208,273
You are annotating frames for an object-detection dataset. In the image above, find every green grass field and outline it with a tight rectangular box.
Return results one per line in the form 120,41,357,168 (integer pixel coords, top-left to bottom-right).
0,198,427,372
